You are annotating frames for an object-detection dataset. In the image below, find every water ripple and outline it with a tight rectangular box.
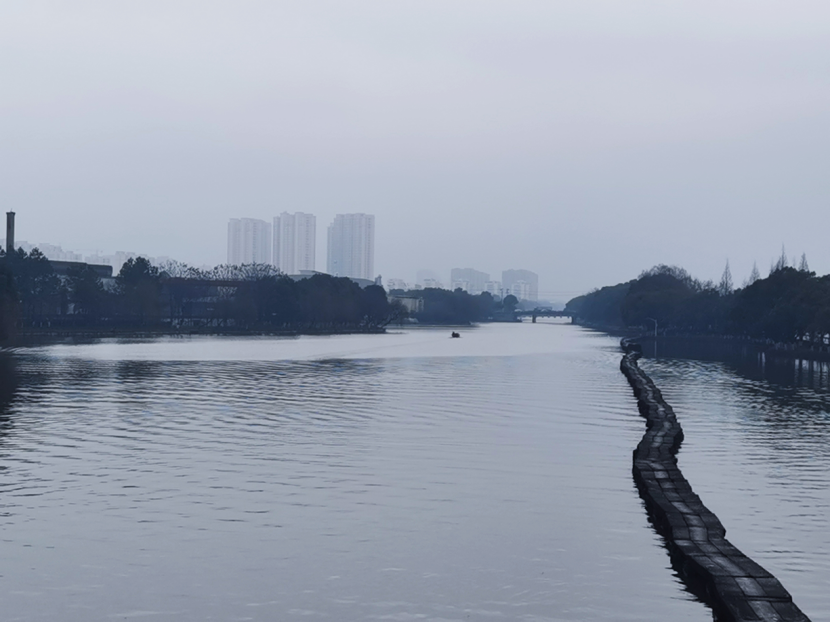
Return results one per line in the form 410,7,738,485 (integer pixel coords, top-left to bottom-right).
643,355,830,620
0,326,709,621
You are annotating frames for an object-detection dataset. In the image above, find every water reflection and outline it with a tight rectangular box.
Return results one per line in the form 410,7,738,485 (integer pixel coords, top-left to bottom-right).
645,339,830,447
0,353,17,444
640,338,830,620
1,329,713,621
0,352,16,401
644,337,830,393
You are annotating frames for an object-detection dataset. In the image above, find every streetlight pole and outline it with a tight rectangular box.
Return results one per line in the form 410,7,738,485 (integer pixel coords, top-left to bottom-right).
646,317,658,337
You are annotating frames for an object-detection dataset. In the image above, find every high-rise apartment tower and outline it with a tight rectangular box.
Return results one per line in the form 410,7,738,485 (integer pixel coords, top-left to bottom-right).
326,214,375,280
273,212,316,274
227,218,271,265
502,269,539,301
450,268,490,295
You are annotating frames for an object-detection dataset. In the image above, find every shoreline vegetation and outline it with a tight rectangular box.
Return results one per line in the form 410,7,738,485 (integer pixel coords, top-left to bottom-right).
566,256,830,362
0,250,522,346
0,251,402,345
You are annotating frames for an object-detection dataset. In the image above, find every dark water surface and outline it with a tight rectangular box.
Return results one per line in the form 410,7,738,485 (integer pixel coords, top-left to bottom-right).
0,324,769,620
642,344,830,622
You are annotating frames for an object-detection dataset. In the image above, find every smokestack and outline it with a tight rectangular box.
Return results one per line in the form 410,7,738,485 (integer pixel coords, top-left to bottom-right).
5,211,15,254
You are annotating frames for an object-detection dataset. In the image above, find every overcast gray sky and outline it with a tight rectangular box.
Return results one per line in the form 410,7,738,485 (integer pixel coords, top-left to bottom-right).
2,1,828,301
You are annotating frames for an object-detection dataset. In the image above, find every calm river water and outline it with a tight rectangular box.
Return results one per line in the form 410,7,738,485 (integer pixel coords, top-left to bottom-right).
0,323,824,621
642,342,830,622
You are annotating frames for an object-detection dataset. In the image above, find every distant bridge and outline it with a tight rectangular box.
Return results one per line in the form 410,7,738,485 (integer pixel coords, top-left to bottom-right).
514,308,575,323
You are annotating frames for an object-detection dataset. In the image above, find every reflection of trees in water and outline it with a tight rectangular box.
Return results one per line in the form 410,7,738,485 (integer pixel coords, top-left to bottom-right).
0,353,17,403
649,338,830,394
645,341,830,457
768,356,830,393
0,353,18,441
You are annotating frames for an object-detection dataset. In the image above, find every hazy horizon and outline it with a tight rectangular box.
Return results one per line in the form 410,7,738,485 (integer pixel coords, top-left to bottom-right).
2,1,828,300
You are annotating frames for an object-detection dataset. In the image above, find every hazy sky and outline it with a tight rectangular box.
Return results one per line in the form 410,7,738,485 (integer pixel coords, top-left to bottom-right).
2,1,828,302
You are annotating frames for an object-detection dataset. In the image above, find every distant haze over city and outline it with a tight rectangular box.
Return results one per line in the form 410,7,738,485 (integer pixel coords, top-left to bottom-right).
2,1,828,301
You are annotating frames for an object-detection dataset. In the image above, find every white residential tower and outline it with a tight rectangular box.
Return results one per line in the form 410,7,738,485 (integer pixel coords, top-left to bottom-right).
326,213,375,280
227,218,271,265
273,212,316,274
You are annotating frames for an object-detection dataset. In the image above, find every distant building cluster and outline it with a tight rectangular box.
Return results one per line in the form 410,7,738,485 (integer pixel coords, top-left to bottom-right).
385,278,409,291
386,276,444,292
386,268,539,302
502,269,539,301
11,240,174,274
226,212,375,281
450,268,489,295
393,270,445,290
447,268,538,301
6,210,537,303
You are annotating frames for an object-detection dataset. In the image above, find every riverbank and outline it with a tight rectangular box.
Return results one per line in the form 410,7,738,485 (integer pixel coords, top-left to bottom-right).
637,333,830,364
620,338,811,622
574,319,830,365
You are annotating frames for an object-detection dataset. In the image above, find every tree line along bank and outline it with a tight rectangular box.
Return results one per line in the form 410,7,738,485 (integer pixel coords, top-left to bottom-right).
0,250,401,340
566,257,830,348
0,249,523,342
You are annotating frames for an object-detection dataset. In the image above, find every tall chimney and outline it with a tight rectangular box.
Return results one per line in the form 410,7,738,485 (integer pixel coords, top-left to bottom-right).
5,211,15,254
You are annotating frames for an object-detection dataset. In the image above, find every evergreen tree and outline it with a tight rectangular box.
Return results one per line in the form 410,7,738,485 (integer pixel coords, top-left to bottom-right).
747,262,760,286
68,266,106,319
0,261,16,341
772,245,788,273
718,260,733,296
116,257,162,325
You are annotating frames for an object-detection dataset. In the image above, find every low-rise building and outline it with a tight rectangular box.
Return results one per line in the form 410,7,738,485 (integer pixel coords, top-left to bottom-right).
386,278,409,291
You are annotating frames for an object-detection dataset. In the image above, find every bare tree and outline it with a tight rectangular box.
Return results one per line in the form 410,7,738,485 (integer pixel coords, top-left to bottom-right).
236,263,280,281
208,264,237,281
157,260,208,280
799,253,810,272
208,263,281,282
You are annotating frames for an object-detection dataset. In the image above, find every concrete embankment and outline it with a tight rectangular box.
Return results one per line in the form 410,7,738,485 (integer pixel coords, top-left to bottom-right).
620,338,810,622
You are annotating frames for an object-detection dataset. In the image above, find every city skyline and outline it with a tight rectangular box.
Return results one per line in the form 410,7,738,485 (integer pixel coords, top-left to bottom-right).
394,267,540,301
223,212,376,280
7,216,547,301
1,5,827,619
5,3,827,301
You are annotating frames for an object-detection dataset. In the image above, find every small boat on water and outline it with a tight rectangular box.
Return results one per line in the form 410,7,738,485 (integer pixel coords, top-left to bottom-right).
451,331,460,338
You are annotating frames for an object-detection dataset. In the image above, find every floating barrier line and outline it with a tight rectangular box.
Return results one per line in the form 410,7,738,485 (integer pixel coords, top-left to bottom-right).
620,338,810,622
